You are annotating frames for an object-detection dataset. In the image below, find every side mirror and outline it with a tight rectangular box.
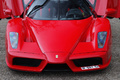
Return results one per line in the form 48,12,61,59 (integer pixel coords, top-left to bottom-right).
4,9,12,15
103,8,117,18
106,8,116,15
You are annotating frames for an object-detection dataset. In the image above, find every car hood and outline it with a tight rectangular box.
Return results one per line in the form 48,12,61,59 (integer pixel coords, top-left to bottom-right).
27,17,93,53
27,17,93,62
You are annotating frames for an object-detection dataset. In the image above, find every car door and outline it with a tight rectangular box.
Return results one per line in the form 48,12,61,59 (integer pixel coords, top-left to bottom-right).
107,0,120,18
86,0,108,16
87,0,120,18
0,0,10,19
0,0,33,19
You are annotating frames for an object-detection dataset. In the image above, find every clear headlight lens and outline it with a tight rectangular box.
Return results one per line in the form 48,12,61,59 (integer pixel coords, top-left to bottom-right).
9,32,18,49
98,32,107,48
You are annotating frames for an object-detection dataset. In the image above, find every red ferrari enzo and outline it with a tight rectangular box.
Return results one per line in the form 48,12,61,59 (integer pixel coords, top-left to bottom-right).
0,0,120,72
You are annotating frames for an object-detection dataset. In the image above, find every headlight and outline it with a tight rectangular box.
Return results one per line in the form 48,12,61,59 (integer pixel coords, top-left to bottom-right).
98,32,107,48
9,32,18,49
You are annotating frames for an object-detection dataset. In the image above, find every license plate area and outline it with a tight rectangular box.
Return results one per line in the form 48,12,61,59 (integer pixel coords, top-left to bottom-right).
81,65,100,70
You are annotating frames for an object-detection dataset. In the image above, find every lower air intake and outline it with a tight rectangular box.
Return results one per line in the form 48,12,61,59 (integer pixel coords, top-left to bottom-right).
73,57,102,67
13,58,42,67
43,64,71,71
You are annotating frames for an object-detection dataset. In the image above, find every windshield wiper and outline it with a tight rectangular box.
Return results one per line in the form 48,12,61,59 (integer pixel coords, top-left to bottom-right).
28,0,49,16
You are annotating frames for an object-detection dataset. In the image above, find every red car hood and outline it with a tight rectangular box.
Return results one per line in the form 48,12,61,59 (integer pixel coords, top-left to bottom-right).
27,17,93,63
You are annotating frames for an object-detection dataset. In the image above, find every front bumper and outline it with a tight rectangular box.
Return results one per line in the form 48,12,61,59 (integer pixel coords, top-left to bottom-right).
6,51,111,72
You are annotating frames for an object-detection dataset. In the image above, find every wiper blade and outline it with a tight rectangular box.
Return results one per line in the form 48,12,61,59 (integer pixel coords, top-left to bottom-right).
28,0,49,16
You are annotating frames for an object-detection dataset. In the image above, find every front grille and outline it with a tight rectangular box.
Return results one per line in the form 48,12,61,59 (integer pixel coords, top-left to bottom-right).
73,57,102,67
13,58,42,67
43,64,71,71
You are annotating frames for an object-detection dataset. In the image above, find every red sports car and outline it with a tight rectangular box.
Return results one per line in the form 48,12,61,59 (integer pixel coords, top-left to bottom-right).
0,0,120,72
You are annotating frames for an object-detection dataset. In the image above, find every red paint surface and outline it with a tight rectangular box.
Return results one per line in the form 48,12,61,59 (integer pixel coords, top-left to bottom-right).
5,16,112,72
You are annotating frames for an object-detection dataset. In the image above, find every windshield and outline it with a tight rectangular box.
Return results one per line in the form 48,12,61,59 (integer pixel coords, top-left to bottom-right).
27,0,92,20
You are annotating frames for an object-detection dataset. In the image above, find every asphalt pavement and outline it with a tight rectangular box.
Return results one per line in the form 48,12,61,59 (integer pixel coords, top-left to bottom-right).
0,19,120,80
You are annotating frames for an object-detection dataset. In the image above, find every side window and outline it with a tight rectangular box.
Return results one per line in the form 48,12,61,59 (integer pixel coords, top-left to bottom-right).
86,0,97,9
22,0,32,9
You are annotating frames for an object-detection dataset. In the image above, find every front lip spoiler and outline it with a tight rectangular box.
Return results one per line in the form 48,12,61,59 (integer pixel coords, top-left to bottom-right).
6,50,111,72
6,57,111,72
